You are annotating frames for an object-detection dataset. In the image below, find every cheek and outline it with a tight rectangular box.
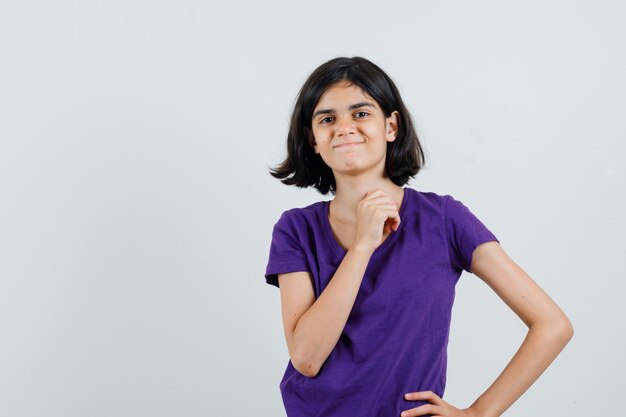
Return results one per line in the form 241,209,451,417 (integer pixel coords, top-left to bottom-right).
312,130,331,144
363,124,386,139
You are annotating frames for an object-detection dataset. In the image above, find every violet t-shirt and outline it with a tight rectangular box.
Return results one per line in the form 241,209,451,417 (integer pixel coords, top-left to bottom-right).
264,187,499,417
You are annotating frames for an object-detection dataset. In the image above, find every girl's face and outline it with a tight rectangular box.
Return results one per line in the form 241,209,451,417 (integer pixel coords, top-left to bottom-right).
309,81,399,178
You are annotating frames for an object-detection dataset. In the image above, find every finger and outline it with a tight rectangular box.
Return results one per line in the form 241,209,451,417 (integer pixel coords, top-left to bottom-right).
404,391,443,406
359,199,391,214
363,195,396,207
365,189,393,200
384,216,399,234
359,203,399,218
386,211,401,230
368,203,399,211
400,403,438,417
379,213,400,233
376,206,400,226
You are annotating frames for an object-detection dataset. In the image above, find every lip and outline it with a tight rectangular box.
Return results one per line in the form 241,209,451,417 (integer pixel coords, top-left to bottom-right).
334,141,363,148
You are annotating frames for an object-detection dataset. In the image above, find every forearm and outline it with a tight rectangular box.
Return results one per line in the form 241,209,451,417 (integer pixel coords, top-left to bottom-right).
467,318,574,417
293,245,373,377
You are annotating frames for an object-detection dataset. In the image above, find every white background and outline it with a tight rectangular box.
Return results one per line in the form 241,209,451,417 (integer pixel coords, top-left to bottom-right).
1,1,623,416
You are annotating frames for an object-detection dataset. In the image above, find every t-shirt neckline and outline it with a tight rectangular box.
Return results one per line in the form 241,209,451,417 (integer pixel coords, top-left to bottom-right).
322,187,410,257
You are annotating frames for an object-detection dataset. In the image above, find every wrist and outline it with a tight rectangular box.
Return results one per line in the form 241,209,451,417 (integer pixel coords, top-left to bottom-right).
463,406,484,417
348,242,375,257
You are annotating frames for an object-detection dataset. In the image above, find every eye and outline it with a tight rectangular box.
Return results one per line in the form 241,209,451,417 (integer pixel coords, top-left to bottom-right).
355,111,369,118
319,116,334,124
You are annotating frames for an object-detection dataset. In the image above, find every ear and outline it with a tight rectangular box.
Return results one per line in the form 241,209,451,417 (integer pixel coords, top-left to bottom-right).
386,111,399,142
304,127,319,154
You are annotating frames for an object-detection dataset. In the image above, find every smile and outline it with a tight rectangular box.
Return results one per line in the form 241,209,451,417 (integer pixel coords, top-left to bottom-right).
334,142,363,149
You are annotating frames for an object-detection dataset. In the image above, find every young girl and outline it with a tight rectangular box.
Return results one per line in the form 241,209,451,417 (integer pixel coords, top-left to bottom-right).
264,56,573,417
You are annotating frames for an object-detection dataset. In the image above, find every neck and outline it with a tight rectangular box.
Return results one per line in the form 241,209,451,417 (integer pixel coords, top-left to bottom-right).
330,172,403,223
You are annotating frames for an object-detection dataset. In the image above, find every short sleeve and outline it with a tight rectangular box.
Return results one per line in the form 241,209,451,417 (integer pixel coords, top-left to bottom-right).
264,211,311,288
444,195,499,274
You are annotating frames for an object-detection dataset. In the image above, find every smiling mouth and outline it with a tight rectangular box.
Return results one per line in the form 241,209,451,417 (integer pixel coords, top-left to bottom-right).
334,142,363,148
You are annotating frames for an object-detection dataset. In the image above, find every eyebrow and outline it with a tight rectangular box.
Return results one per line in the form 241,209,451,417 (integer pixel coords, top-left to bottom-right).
312,102,376,118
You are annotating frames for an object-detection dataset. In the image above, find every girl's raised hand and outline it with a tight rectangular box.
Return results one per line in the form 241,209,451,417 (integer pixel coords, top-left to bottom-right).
352,188,401,253
401,391,478,417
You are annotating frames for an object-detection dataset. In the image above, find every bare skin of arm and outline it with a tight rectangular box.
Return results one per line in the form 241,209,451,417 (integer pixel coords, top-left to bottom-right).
278,247,372,377
277,189,400,377
401,241,574,417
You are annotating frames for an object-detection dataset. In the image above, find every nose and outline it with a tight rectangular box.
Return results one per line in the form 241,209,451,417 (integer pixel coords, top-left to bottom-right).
334,115,356,136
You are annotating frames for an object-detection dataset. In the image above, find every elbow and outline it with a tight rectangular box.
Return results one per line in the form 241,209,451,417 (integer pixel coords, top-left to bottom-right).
532,314,574,348
544,315,574,346
291,349,321,378
292,356,320,378
300,366,320,378
558,317,574,344
289,332,321,378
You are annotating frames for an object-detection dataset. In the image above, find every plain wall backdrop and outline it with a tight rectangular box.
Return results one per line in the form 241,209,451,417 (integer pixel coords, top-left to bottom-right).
1,1,624,416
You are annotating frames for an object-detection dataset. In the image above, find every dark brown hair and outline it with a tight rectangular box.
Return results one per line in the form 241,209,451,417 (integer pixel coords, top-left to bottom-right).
269,56,426,195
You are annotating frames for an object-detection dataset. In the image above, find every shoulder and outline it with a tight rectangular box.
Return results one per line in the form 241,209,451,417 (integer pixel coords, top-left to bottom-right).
405,187,456,214
273,200,327,229
404,188,478,230
407,188,448,203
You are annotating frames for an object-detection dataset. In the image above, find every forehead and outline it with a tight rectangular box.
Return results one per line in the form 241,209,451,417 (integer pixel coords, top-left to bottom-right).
314,81,378,110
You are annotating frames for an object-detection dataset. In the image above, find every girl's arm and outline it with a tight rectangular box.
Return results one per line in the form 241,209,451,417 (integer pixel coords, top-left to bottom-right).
464,241,574,417
278,244,374,377
402,241,573,417
278,189,400,378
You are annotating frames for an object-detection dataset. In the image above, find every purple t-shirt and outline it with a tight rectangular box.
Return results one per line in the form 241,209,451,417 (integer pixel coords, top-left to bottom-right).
265,187,499,417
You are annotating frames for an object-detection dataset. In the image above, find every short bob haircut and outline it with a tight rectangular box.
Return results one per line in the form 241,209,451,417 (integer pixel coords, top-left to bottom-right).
269,56,426,195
